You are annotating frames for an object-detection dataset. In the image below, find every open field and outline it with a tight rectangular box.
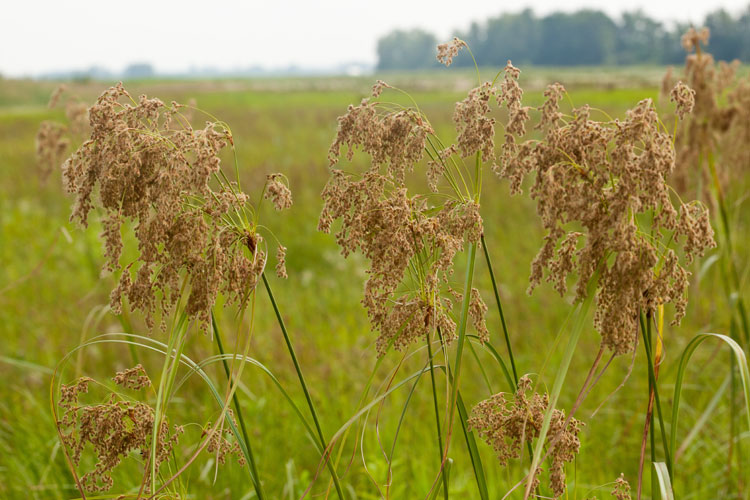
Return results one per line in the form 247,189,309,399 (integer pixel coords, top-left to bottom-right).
0,67,748,499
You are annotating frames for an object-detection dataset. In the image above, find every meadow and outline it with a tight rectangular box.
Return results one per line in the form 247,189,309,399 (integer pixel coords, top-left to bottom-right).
0,55,748,500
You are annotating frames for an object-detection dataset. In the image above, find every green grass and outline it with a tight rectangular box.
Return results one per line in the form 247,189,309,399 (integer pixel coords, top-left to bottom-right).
0,73,747,499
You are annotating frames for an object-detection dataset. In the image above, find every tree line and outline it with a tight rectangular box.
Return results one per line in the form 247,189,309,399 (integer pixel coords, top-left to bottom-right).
376,7,750,69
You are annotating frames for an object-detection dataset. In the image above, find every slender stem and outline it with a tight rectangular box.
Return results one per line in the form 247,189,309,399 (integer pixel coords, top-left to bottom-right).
427,334,449,500
446,242,478,440
480,234,519,385
212,313,265,499
261,273,345,500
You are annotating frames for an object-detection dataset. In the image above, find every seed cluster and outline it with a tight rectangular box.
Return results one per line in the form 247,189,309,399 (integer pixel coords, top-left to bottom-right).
36,86,89,182
495,83,715,354
663,27,750,195
204,411,246,466
58,370,182,493
321,85,487,356
468,376,582,498
61,84,289,330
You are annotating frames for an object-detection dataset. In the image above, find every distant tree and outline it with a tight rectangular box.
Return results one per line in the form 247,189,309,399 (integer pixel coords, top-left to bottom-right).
376,29,438,70
373,6,750,70
615,11,666,64
455,9,540,67
704,9,744,61
537,10,617,66
123,63,155,79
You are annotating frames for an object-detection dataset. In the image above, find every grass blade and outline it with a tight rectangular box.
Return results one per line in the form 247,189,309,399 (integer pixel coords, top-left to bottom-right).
653,462,674,500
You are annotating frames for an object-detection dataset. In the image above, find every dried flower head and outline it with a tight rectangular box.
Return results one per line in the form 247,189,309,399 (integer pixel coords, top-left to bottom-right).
681,27,710,53
496,82,715,354
437,37,467,66
469,376,582,498
321,74,487,355
612,473,632,500
36,87,89,182
112,364,151,390
61,84,281,330
275,244,288,279
204,411,246,467
668,28,750,196
264,173,293,211
36,121,70,181
58,369,182,493
670,81,695,120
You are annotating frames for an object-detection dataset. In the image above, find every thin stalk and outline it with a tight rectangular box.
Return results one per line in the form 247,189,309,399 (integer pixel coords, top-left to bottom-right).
480,234,519,385
212,313,265,499
445,242,478,449
427,334,449,500
637,312,672,499
261,273,344,500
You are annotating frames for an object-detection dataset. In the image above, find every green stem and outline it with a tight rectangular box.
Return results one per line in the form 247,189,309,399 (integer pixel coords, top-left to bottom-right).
480,234,519,385
640,313,673,479
427,334,449,500
211,313,265,500
261,273,345,500
447,242,478,431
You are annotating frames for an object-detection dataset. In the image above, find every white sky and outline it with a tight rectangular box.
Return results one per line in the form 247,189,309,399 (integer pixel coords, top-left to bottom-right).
2,0,748,76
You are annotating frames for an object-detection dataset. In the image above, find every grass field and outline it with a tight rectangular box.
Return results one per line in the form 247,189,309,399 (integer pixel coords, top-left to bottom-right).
0,68,747,499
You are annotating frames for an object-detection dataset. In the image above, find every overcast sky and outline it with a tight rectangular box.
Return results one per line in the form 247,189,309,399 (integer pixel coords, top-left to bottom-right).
3,0,748,76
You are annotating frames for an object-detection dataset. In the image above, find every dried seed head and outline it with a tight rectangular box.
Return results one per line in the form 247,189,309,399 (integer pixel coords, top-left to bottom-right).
58,368,181,493
454,82,497,162
436,37,467,66
112,364,151,390
469,376,582,497
61,84,273,331
670,82,695,120
371,79,391,98
522,97,715,354
264,173,293,211
322,81,485,355
612,474,632,500
36,121,70,182
275,244,288,279
681,27,710,53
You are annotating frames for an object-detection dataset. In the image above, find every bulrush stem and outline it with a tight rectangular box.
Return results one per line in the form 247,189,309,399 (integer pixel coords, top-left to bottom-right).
446,242,478,440
480,233,519,385
427,333,450,500
637,312,670,500
212,313,265,500
261,273,345,500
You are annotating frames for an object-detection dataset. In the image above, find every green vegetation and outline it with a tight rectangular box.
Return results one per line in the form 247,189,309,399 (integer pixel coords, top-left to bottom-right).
0,63,747,499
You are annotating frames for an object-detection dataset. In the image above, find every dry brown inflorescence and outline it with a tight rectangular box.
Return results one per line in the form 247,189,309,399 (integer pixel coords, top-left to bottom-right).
662,27,750,196
495,80,716,354
58,367,182,493
36,85,89,182
61,84,291,330
320,61,489,356
468,376,582,498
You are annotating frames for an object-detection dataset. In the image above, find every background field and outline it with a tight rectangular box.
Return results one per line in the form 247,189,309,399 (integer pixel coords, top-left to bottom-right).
0,68,747,499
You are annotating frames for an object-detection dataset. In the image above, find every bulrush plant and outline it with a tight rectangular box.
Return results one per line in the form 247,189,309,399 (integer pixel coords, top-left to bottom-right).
317,37,727,500
660,28,750,497
39,37,748,499
48,84,348,499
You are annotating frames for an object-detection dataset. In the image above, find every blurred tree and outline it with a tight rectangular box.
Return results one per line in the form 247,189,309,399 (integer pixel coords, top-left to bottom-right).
376,29,438,70
537,10,617,66
705,9,744,61
615,11,666,64
123,63,155,79
374,7,750,70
